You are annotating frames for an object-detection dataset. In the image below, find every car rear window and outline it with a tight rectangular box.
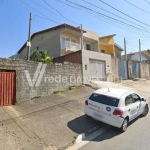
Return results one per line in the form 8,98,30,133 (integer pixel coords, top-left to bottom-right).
89,93,119,107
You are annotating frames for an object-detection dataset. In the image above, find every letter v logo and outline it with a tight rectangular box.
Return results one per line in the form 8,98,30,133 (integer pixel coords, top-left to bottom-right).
24,63,47,87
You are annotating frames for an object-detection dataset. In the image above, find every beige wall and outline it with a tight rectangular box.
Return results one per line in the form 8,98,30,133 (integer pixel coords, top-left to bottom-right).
140,62,149,78
19,27,65,59
82,50,111,83
111,56,119,78
19,26,100,59
115,46,122,60
83,29,99,41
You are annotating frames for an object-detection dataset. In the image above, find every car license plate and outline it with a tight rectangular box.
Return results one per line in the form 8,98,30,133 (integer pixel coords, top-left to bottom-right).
94,113,102,119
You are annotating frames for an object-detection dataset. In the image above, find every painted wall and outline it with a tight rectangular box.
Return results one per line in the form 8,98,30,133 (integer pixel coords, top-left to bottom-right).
99,37,115,56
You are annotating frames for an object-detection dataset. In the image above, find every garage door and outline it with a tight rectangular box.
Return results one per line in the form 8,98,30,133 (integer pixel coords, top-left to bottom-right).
89,60,105,80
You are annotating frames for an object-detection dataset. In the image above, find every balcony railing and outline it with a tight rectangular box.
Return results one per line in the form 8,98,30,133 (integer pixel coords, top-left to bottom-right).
61,41,80,52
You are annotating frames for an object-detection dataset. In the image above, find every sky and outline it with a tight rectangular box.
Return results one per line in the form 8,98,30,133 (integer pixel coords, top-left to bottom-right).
0,0,150,58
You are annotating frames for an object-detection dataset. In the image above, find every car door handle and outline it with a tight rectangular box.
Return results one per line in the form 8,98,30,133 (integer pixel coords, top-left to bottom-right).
128,109,130,111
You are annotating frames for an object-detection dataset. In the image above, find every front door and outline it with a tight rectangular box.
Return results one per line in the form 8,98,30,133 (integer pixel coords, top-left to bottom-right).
124,95,139,121
131,93,145,116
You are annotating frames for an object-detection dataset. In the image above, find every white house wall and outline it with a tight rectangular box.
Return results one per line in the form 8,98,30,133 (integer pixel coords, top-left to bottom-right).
131,53,148,61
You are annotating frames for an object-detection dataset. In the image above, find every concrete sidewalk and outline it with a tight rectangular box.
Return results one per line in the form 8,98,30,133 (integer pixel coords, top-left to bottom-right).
91,80,150,100
0,86,102,150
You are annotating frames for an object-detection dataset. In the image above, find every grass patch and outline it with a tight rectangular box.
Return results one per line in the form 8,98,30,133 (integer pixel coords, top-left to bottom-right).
132,78,139,81
53,90,66,94
54,85,83,94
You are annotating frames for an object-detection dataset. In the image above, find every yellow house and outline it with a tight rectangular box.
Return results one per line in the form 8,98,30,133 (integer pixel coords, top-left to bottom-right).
99,34,116,56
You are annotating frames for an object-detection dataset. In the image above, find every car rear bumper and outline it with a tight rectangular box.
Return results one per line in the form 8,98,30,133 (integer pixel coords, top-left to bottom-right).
85,106,124,128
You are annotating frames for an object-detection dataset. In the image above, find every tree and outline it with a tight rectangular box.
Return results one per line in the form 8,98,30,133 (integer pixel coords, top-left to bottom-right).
147,49,150,53
30,50,53,64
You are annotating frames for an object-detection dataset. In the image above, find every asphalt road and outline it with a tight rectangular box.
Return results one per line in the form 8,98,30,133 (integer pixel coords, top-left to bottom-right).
79,108,150,150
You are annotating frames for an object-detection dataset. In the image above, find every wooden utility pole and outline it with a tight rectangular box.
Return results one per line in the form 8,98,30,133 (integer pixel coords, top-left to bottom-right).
139,39,142,62
27,12,32,61
80,24,84,83
124,37,127,61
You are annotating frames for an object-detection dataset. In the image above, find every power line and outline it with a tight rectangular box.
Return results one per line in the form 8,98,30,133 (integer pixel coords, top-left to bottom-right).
19,0,59,24
57,0,150,37
83,0,150,30
98,0,150,28
30,0,70,24
116,35,150,39
42,0,78,25
65,0,150,34
123,0,150,15
144,0,150,5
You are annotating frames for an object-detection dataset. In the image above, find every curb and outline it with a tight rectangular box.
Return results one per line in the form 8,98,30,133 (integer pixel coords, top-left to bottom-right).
67,125,110,150
75,124,104,143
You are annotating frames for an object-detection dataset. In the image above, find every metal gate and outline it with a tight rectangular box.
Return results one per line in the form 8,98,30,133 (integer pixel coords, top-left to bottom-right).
0,72,16,106
132,62,140,78
118,61,128,79
89,60,105,80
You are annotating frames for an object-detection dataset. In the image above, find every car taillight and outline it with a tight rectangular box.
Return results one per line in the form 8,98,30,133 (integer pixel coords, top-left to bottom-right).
113,109,123,117
85,100,88,106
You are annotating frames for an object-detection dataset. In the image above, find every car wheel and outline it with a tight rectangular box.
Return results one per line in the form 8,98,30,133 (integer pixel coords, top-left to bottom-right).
120,118,128,132
141,105,149,117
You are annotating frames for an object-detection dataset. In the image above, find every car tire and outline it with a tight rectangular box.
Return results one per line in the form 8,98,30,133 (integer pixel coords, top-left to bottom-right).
120,118,128,132
141,105,149,117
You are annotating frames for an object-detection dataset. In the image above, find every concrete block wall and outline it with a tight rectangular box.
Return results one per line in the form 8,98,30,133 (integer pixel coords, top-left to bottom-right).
0,58,82,102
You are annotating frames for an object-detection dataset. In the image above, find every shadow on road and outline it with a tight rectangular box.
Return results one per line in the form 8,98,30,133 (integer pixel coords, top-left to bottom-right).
67,115,102,134
68,115,143,143
91,116,142,143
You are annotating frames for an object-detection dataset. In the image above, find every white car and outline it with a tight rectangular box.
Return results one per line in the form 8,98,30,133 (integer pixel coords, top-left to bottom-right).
84,88,149,132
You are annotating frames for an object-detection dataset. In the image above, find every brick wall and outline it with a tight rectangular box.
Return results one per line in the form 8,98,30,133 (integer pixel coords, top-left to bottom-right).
53,50,81,64
0,58,82,102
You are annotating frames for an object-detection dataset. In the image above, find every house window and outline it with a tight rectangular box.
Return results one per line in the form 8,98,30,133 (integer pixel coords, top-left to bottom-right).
86,44,91,50
101,50,105,53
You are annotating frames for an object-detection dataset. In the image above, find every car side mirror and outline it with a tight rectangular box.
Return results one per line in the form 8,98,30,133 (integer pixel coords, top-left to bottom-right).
141,98,146,101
